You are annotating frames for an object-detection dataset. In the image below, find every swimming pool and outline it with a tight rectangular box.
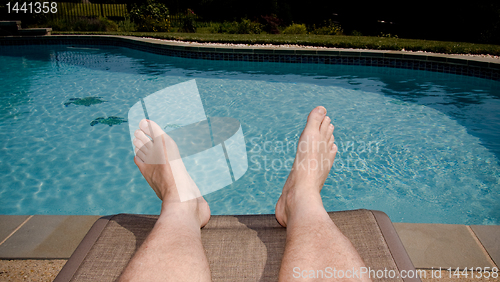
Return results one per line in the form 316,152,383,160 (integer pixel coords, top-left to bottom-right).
1,44,499,225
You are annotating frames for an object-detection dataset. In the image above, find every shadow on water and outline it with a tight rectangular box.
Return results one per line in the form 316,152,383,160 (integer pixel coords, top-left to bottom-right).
2,44,499,160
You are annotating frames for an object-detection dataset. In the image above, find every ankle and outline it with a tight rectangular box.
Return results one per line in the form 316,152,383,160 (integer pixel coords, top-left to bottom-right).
286,185,322,205
284,189,324,218
160,201,200,223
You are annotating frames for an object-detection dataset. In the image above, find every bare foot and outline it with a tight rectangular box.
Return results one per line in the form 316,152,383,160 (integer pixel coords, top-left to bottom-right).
275,106,337,227
133,119,210,228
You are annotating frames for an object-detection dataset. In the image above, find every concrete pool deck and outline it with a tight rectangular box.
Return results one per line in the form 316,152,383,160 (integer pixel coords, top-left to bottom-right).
0,215,499,281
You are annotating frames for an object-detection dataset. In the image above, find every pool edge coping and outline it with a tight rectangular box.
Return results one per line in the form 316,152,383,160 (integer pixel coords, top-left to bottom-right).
1,35,499,80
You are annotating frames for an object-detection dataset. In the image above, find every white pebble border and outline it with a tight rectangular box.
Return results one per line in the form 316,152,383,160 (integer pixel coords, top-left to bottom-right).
143,37,500,60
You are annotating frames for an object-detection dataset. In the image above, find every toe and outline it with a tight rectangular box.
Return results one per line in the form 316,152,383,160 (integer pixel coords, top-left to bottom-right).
328,134,335,149
134,130,152,149
304,106,327,133
139,119,165,140
134,156,143,167
320,116,331,137
134,150,146,163
133,137,149,154
326,123,334,138
332,143,338,154
328,130,336,152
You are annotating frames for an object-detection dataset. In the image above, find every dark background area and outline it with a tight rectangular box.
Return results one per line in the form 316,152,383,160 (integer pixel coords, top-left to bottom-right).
1,0,499,44
99,0,500,43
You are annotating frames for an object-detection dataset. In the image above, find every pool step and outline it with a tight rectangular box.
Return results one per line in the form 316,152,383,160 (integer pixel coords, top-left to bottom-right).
0,21,52,36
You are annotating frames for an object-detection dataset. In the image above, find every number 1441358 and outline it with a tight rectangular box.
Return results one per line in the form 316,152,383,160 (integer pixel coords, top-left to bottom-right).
6,2,57,13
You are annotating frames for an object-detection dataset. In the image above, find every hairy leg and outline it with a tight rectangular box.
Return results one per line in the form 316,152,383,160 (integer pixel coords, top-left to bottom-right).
119,119,211,282
276,107,371,282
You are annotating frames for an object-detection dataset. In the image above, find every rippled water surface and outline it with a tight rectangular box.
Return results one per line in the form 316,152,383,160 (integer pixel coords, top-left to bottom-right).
1,45,499,224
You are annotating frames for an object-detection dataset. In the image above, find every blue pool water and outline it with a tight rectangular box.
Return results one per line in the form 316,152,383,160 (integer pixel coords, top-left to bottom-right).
1,45,499,225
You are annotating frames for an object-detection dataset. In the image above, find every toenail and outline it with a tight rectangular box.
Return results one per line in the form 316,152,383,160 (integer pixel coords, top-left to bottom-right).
318,107,325,114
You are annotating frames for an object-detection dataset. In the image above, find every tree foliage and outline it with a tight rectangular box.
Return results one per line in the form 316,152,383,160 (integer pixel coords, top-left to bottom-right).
130,0,170,32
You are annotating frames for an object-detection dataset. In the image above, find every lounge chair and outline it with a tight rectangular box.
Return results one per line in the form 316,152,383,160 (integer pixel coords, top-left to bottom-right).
54,209,420,281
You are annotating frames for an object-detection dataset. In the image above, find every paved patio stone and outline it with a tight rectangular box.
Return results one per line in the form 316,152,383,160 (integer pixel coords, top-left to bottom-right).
471,225,500,268
0,215,30,243
393,223,494,269
0,215,100,259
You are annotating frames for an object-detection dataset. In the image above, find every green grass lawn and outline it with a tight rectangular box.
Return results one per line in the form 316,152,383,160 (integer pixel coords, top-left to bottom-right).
53,31,500,56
